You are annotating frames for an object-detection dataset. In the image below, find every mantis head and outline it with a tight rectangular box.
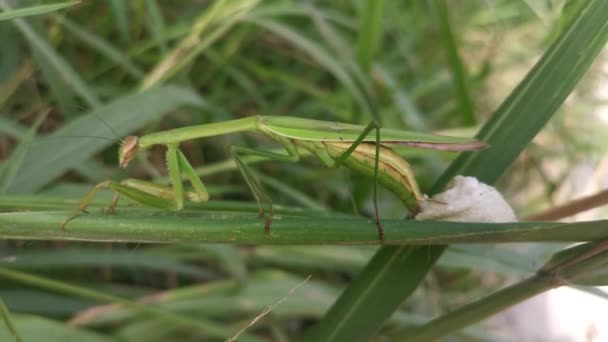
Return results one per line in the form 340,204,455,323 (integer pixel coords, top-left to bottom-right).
118,136,139,168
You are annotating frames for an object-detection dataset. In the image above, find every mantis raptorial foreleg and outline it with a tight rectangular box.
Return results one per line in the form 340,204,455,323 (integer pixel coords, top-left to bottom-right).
61,145,209,230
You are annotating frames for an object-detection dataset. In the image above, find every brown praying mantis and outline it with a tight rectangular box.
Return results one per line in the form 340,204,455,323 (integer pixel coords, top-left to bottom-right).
61,116,487,241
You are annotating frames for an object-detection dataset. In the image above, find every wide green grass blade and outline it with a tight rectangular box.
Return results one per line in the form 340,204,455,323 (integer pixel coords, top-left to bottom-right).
6,86,203,193
305,1,608,340
0,204,606,244
0,1,79,21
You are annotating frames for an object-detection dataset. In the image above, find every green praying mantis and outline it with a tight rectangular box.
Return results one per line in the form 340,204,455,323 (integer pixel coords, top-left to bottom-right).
61,115,488,241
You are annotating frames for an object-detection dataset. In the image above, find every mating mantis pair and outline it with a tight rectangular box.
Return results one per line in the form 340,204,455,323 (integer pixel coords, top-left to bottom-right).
61,115,487,241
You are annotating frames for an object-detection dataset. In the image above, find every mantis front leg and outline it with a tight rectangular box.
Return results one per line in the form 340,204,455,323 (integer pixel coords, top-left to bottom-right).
61,145,209,230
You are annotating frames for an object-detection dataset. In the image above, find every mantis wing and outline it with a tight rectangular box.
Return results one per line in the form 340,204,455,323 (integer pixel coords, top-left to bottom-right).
260,116,488,151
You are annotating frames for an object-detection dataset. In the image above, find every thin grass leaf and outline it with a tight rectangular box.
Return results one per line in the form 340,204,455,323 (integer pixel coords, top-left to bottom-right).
0,194,330,217
109,0,130,43
70,279,240,326
0,267,263,342
53,15,144,79
253,245,541,276
1,290,104,315
306,0,608,340
0,298,23,342
2,0,100,108
140,0,259,90
253,246,375,273
355,0,385,74
198,245,247,284
307,4,376,121
1,248,212,279
0,314,112,342
246,16,373,117
0,109,49,194
0,60,31,107
0,116,27,139
6,85,203,193
29,27,80,117
257,173,328,211
0,1,79,21
433,0,476,125
397,242,608,341
375,67,427,131
144,0,168,53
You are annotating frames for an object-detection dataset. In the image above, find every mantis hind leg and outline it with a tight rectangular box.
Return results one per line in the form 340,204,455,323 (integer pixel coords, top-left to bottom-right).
229,142,300,234
333,121,385,242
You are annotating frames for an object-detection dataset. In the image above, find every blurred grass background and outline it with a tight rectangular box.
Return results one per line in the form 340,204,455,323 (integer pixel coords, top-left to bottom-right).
1,0,608,341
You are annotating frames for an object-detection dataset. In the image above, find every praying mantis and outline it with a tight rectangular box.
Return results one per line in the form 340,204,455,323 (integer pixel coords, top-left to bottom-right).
61,115,487,241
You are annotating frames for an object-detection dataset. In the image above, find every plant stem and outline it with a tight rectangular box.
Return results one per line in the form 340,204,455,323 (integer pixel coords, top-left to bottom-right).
0,210,607,244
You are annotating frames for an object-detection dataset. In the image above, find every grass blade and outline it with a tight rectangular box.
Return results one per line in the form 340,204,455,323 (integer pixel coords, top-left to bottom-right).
2,3,100,108
0,1,79,21
306,0,608,340
140,0,259,90
144,0,168,52
0,267,263,342
0,110,49,194
433,0,476,125
0,205,607,244
6,86,203,193
0,297,23,342
355,0,385,74
109,0,130,43
397,242,608,340
53,15,144,79
248,16,373,116
3,248,211,278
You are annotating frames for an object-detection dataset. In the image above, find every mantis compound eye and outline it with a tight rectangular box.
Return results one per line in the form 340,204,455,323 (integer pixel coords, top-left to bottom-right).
118,136,139,168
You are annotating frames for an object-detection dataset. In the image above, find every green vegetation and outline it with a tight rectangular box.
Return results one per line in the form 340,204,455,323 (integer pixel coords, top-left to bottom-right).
1,1,608,341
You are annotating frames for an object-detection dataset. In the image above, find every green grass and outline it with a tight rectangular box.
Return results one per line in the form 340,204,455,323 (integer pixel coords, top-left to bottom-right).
1,1,608,341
